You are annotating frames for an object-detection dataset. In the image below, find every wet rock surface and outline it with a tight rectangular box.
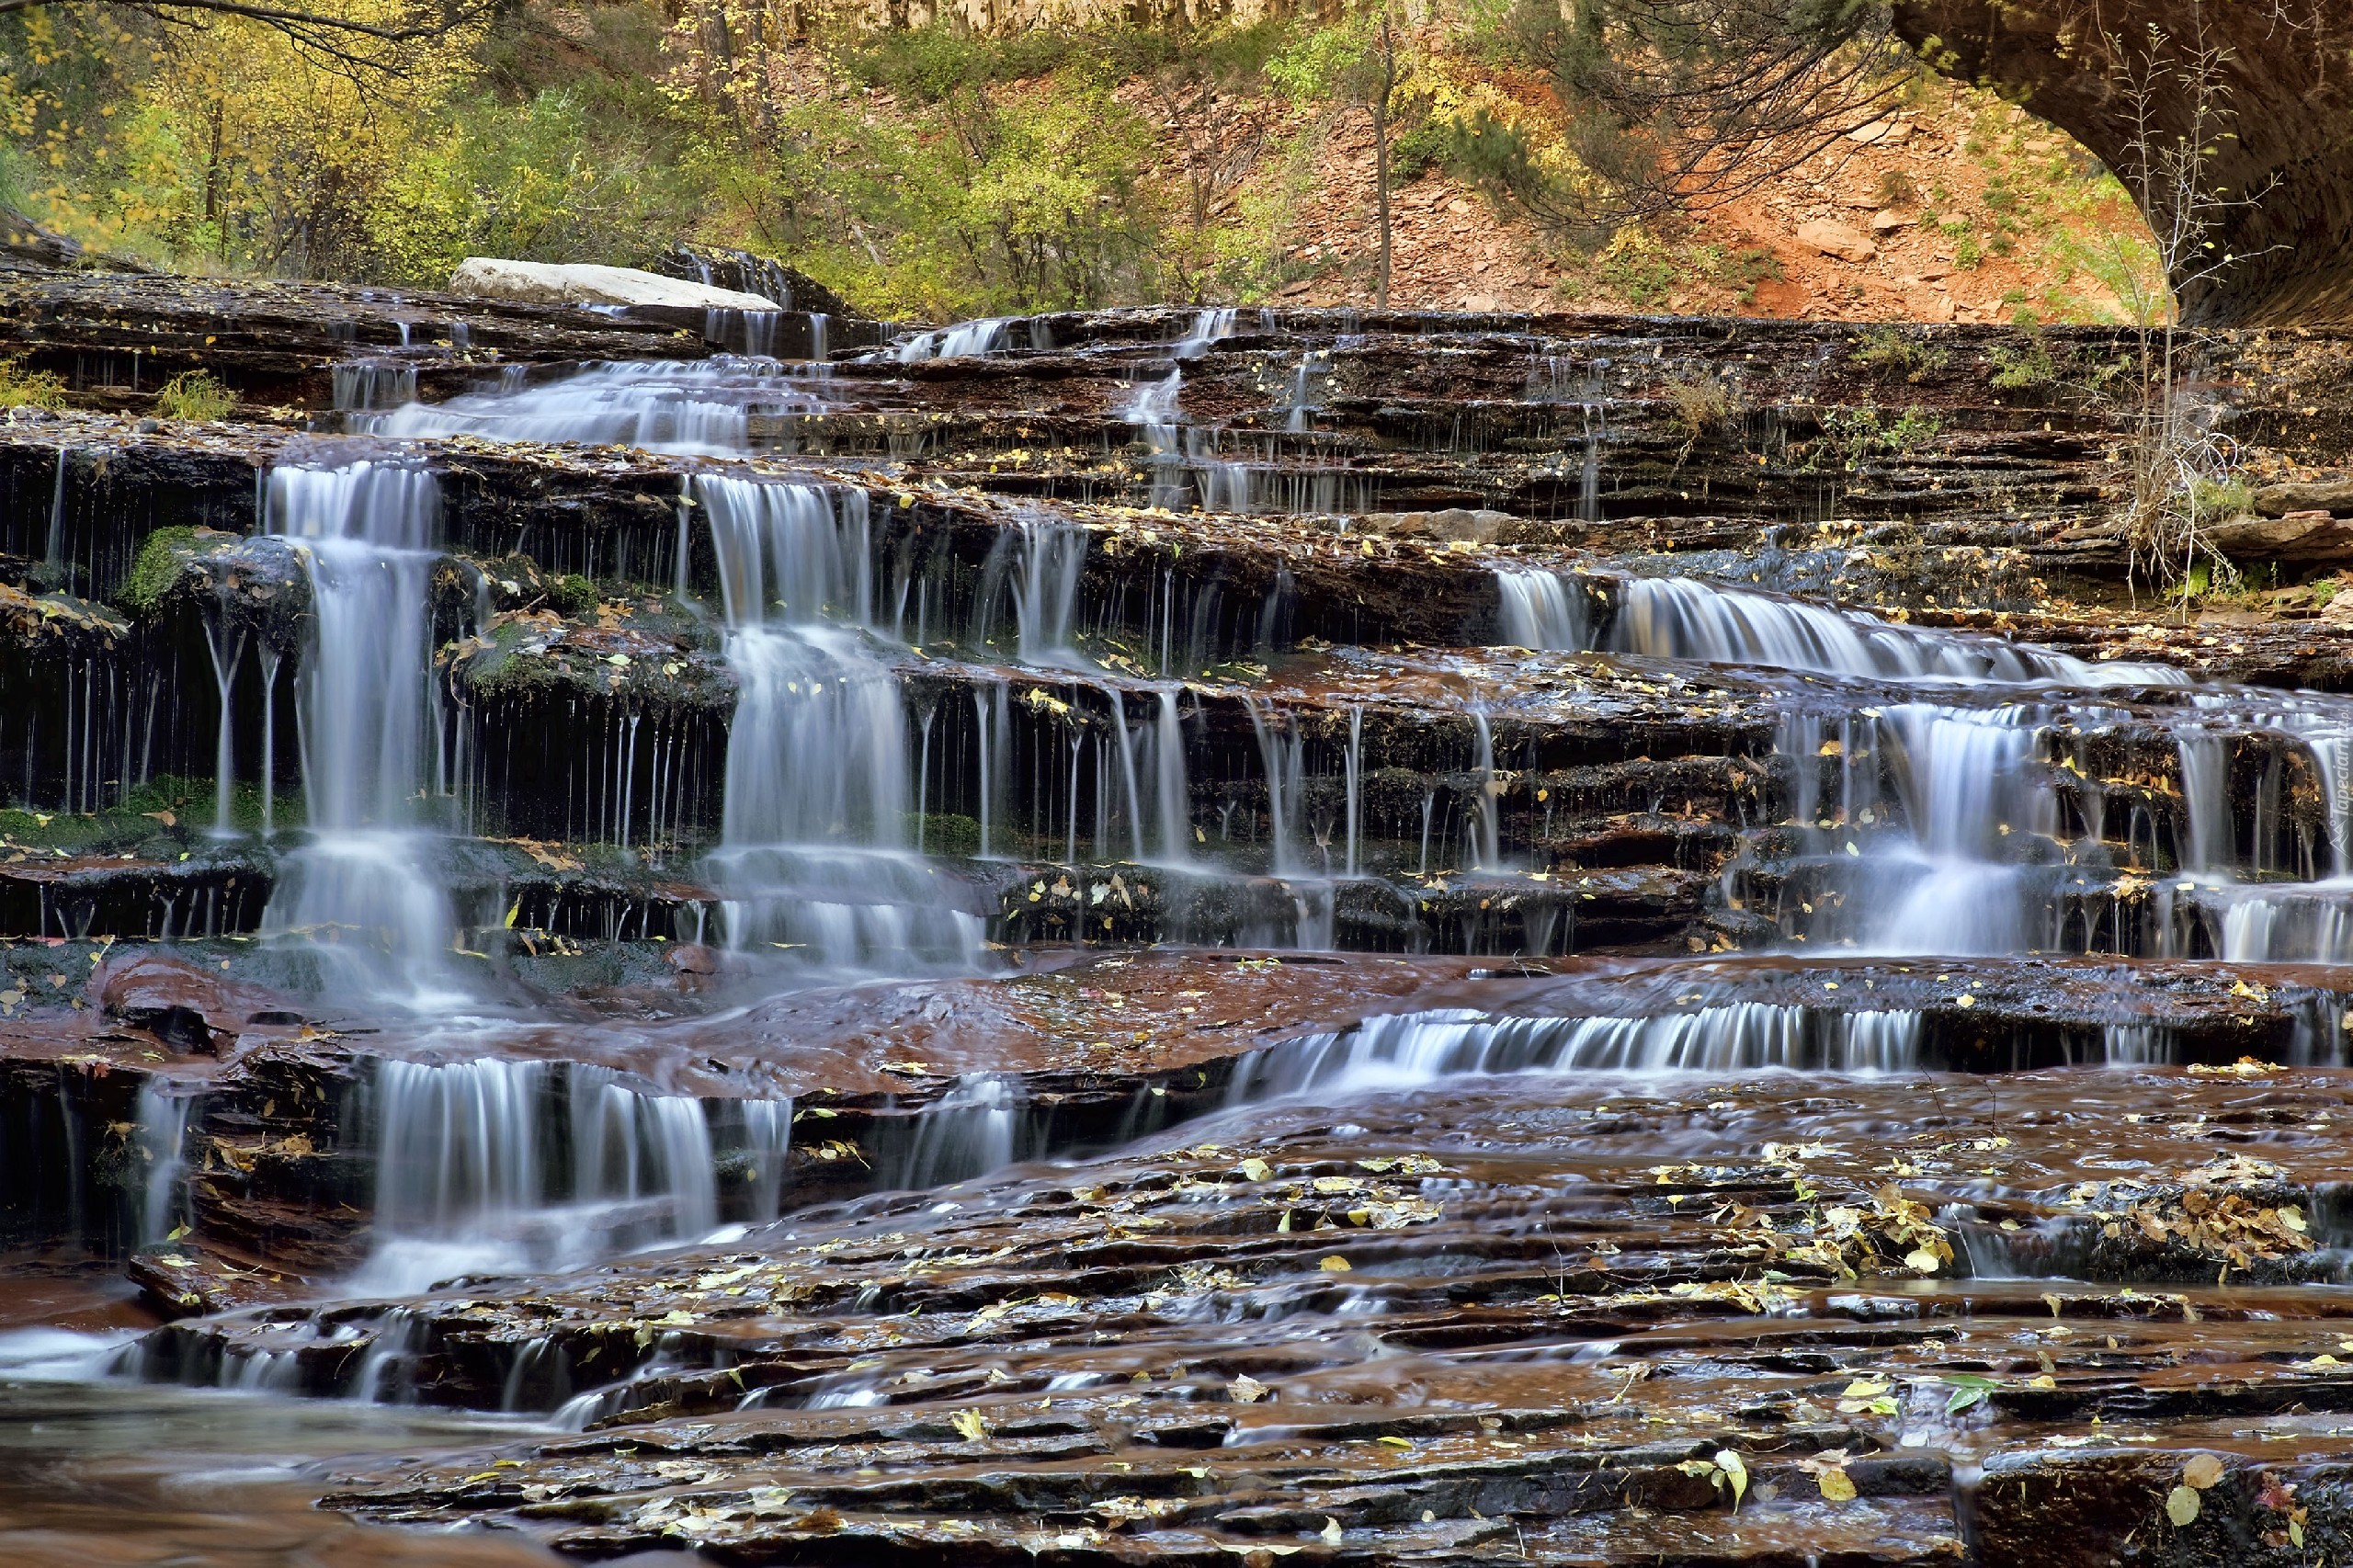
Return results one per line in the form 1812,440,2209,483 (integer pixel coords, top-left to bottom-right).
6,294,2353,1564
135,1061,2353,1568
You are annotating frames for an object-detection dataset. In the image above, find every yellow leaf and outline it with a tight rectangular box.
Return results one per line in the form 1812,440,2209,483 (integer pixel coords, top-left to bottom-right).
2165,1484,2200,1527
2181,1453,2223,1490
503,900,520,929
1716,1449,1747,1510
1818,1467,1857,1502
1319,1255,1351,1272
1240,1157,1271,1182
951,1408,986,1443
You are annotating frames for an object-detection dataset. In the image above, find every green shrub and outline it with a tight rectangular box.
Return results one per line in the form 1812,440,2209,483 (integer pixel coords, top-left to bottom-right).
916,812,983,857
155,371,234,422
2188,476,2255,520
1988,337,2058,391
0,357,68,410
1852,325,1949,383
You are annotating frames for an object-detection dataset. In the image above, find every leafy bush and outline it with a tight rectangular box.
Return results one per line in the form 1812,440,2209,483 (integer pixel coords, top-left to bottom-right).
1988,337,2058,390
1663,376,1740,442
369,89,700,288
1852,325,1949,383
0,356,67,409
1811,405,1942,471
2188,476,2255,520
154,370,233,421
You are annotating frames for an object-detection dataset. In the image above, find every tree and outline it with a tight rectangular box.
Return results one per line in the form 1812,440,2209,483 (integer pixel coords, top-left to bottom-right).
1449,0,1908,247
0,0,492,76
1270,1,1414,307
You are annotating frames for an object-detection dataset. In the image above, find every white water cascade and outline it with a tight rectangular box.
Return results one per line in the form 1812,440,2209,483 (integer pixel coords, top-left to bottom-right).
890,317,1013,362
378,359,830,455
354,1056,794,1295
1231,1004,1925,1099
1496,568,2184,687
698,475,986,970
261,461,455,998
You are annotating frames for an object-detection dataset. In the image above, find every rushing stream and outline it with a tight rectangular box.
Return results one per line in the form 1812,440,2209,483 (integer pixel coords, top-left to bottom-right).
13,296,2353,1563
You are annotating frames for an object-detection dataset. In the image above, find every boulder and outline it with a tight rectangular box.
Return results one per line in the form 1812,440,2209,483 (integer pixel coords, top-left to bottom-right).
447,258,779,312
2254,475,2353,517
1797,219,1877,264
2206,510,2353,562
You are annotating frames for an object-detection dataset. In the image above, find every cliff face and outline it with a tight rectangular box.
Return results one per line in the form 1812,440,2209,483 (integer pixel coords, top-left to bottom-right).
1898,0,2353,325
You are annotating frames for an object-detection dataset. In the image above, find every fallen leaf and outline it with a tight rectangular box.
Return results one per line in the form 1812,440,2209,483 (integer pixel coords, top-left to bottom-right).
2166,1484,2201,1527
1716,1449,1748,1510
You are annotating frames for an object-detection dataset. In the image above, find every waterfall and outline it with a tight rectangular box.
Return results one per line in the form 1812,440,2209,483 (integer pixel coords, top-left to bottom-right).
1469,708,1504,870
891,317,1011,362
200,610,245,836
356,1057,793,1294
1174,307,1235,358
1282,350,1329,433
380,359,829,454
1495,569,1587,649
1775,702,2082,956
1229,1005,1925,1099
1344,704,1362,877
698,475,983,971
332,362,417,416
44,444,68,577
1577,400,1605,523
260,461,453,993
1245,699,1304,876
886,1075,1020,1188
1495,568,2185,687
974,516,1090,668
2175,731,2234,874
1126,370,1185,508
1154,687,1191,865
133,1081,194,1247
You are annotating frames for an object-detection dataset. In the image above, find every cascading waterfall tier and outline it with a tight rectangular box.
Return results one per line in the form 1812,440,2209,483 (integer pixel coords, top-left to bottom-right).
1496,567,2185,688
260,460,456,997
698,474,986,971
1231,1004,1925,1099
1489,565,2353,961
377,358,831,454
355,1055,792,1295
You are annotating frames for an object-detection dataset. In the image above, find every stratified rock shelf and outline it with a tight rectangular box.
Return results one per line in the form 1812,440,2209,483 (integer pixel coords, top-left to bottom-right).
9,274,2353,1566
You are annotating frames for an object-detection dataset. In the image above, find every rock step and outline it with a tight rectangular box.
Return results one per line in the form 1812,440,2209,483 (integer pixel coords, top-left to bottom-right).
110,1051,2353,1567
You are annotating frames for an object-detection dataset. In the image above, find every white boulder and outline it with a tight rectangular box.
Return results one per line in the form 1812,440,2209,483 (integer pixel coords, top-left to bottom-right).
447,258,779,311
